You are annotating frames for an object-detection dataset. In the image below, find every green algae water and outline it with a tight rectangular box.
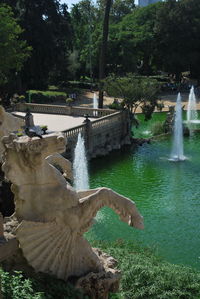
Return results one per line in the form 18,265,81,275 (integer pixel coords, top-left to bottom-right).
87,113,200,270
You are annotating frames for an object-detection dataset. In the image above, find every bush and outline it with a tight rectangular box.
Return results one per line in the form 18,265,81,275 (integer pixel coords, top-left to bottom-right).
108,101,124,110
59,80,98,90
27,90,67,104
66,98,74,106
1,269,88,299
151,121,164,136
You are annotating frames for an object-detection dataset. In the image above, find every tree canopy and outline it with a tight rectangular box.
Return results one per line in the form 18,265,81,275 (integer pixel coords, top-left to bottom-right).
1,0,200,102
104,74,161,120
0,4,31,85
0,4,31,104
2,0,73,90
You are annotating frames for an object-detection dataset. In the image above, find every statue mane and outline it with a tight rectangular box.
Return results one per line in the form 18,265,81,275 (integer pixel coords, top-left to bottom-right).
0,106,24,159
2,132,67,179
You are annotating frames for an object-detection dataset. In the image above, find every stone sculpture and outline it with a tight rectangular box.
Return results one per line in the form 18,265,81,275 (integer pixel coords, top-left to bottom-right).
2,132,143,282
0,106,24,216
0,106,24,160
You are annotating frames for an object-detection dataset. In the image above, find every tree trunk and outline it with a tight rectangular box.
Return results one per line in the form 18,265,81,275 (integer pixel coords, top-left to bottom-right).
98,0,112,108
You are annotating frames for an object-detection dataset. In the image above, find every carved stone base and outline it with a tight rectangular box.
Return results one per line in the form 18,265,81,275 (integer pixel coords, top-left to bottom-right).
76,248,121,299
2,218,121,299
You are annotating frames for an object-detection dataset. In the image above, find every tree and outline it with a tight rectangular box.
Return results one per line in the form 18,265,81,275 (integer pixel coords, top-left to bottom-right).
70,0,99,80
69,0,136,83
2,0,73,89
104,74,161,121
154,0,200,81
115,3,161,75
110,0,135,22
0,4,31,105
98,0,113,108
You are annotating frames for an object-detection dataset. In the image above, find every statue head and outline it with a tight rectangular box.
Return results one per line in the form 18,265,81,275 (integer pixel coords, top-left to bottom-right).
0,106,5,123
2,133,66,185
0,106,24,160
0,106,7,141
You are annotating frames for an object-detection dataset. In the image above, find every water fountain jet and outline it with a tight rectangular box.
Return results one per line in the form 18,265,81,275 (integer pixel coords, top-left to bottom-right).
169,93,186,162
93,93,98,109
187,86,198,124
73,132,89,190
93,93,98,116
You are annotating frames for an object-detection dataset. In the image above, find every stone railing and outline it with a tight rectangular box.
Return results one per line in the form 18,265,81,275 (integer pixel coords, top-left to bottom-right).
64,110,131,158
64,124,85,138
64,111,122,139
13,103,114,118
12,103,131,159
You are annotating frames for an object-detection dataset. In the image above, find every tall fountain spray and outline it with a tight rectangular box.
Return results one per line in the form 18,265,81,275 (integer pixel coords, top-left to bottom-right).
93,93,98,109
170,93,186,161
187,86,198,124
73,132,89,190
93,93,98,116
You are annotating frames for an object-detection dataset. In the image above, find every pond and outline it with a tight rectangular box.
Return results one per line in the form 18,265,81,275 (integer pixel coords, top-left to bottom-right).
86,113,200,270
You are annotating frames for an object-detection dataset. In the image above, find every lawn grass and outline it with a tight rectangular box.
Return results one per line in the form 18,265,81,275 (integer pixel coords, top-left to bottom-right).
94,240,200,299
1,240,200,299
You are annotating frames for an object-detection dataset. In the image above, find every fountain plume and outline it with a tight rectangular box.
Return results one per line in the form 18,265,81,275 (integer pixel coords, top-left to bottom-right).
93,93,98,109
73,132,89,190
170,93,186,161
93,93,98,116
187,86,198,123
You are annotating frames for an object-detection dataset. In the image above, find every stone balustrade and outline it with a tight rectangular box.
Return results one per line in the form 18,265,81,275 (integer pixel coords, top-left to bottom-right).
12,103,131,158
14,103,71,115
13,103,114,118
64,110,131,158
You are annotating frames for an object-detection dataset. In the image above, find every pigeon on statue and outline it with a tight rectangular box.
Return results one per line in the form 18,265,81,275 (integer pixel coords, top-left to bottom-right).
25,127,43,139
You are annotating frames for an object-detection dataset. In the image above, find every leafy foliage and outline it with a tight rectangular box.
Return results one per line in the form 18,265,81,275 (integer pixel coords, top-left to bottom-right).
0,4,31,104
2,0,200,105
150,121,165,136
0,268,88,299
1,241,200,298
70,0,100,80
2,0,73,89
104,74,161,120
0,4,31,84
92,240,200,299
27,90,67,103
153,0,200,80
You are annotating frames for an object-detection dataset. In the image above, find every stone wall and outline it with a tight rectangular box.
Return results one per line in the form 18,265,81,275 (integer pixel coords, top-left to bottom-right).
64,110,131,159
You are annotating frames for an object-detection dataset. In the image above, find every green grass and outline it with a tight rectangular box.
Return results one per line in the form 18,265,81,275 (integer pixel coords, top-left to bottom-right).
92,240,200,299
1,241,200,299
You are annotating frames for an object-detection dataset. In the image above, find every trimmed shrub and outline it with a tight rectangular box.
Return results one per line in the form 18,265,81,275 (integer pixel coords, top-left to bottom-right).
26,90,67,104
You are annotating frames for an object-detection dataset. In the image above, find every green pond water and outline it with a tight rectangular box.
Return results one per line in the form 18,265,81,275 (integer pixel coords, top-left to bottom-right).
86,112,200,270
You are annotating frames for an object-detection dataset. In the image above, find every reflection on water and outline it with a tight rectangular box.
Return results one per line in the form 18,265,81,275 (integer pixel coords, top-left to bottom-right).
87,118,200,269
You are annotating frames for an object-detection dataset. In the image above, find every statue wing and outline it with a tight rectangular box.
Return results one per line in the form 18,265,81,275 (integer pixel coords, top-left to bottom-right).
78,188,144,230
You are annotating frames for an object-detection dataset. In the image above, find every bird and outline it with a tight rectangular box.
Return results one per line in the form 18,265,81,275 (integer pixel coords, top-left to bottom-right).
25,127,43,139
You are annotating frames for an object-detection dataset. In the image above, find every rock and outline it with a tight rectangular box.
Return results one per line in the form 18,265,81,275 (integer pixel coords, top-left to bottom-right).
76,248,121,299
